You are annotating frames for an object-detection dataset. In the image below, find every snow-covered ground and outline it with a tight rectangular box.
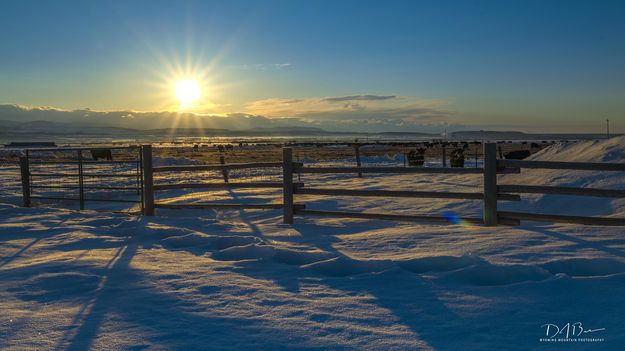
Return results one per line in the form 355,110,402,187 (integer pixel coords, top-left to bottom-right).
1,138,625,350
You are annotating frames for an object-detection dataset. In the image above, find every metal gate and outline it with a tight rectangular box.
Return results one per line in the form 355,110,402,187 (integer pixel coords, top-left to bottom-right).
19,146,144,213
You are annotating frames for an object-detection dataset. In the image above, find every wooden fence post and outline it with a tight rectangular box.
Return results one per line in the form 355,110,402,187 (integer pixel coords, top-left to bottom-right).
282,147,294,224
483,142,498,226
354,144,362,177
475,146,479,168
19,156,31,207
77,150,85,210
219,155,229,183
142,144,155,216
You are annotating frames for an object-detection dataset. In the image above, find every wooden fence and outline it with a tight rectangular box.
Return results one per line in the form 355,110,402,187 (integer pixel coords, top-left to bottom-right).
19,144,625,227
282,143,521,225
141,145,299,215
496,159,625,226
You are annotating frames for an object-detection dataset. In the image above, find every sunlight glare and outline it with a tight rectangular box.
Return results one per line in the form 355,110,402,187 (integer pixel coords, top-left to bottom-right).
175,80,201,104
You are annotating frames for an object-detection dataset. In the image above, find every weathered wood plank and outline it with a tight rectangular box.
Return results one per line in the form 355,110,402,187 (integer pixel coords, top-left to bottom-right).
498,184,625,198
498,211,625,226
483,143,498,226
154,182,303,190
294,209,485,225
498,159,625,172
19,156,30,207
283,148,294,224
153,162,283,173
30,185,139,191
30,196,140,204
30,173,139,178
295,188,520,201
29,160,139,164
291,165,519,174
77,150,85,210
142,145,155,216
154,203,288,210
294,166,485,174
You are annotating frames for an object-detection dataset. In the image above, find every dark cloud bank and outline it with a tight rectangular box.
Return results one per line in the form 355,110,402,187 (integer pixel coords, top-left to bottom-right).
0,96,457,133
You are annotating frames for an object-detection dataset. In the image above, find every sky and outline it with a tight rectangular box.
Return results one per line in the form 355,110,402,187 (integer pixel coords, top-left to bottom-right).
0,0,624,133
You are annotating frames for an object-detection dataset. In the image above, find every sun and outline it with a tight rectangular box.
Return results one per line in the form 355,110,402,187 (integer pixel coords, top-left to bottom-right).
175,79,201,104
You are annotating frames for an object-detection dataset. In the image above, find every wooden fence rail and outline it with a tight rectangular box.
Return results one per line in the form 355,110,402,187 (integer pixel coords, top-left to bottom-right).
19,143,625,227
153,162,282,173
153,182,303,191
498,185,625,198
498,159,625,172
498,211,625,226
285,143,505,226
145,146,289,215
294,166,485,174
294,188,520,201
496,157,625,226
155,203,291,210
294,209,484,225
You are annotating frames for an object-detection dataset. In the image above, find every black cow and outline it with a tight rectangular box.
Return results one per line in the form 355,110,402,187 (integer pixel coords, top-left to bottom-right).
450,148,465,167
407,148,426,167
90,148,112,161
503,150,530,160
504,143,542,160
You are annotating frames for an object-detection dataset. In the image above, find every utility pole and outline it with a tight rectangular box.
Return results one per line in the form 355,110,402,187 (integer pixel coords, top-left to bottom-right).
606,118,610,139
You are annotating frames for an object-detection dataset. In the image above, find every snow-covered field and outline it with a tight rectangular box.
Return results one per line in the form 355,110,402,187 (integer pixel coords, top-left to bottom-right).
1,138,625,350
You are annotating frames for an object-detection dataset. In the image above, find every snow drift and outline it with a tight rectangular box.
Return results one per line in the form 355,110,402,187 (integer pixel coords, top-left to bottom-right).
501,136,625,217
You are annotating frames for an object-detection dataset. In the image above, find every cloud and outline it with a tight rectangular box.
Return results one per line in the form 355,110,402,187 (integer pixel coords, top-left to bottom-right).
0,104,308,131
0,93,457,133
237,63,292,71
322,95,396,102
245,95,456,131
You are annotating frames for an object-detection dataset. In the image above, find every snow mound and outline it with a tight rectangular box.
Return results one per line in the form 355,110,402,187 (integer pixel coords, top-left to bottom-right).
161,233,214,248
397,255,485,273
444,263,551,286
274,248,335,265
209,235,265,250
542,258,625,277
301,256,394,277
9,272,100,302
501,136,625,216
161,233,263,250
530,136,625,163
213,243,276,261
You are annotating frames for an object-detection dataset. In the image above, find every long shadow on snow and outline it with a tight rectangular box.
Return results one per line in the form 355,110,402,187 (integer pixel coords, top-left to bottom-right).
0,215,80,267
1,239,334,350
533,226,625,260
226,217,461,350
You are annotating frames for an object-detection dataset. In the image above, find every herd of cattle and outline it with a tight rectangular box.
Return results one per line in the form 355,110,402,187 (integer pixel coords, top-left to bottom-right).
87,140,549,165
406,141,544,167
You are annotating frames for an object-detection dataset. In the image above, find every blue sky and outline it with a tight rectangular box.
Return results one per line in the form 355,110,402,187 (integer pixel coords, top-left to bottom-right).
0,0,624,132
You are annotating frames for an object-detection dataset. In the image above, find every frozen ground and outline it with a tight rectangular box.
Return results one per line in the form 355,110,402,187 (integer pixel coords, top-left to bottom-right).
1,138,625,350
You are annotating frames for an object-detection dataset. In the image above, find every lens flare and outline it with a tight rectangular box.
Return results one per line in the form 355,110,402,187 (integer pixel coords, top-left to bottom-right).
443,212,475,228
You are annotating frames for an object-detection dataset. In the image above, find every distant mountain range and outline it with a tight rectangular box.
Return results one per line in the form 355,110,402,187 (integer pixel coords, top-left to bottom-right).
0,119,615,141
449,130,614,140
0,119,439,139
